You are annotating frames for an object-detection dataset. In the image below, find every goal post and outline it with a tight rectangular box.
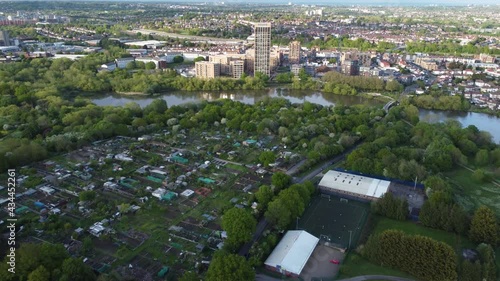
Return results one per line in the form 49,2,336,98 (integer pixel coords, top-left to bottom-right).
340,198,348,203
321,194,331,199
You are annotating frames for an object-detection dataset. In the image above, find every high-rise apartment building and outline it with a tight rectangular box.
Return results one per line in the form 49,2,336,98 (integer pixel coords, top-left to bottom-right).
195,61,220,79
289,41,301,64
254,22,271,77
0,30,11,46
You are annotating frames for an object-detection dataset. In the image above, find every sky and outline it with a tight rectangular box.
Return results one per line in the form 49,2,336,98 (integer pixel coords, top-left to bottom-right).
5,0,498,6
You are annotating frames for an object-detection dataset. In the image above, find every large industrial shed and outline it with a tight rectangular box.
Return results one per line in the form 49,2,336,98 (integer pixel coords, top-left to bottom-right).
264,230,319,277
318,170,390,201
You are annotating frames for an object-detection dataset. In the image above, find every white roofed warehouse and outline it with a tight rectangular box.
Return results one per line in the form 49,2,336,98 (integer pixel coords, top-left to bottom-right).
264,230,319,277
318,170,390,201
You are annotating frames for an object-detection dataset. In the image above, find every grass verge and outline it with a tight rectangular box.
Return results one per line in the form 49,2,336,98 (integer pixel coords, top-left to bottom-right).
336,253,416,280
445,168,500,216
373,216,475,251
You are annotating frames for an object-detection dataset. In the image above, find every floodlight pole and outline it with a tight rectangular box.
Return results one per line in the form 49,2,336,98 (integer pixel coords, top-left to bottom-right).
296,217,299,230
414,176,418,190
348,230,352,250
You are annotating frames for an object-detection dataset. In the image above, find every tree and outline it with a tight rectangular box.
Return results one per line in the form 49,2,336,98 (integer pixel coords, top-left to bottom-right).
385,80,403,92
145,62,156,70
221,208,257,249
476,243,497,281
206,252,254,281
459,260,482,281
193,56,206,62
362,230,457,281
81,237,93,256
275,72,293,83
125,61,137,70
475,149,490,166
173,55,184,63
117,203,131,213
469,206,498,246
143,99,168,115
255,185,274,211
254,71,269,82
178,271,199,281
60,258,96,281
265,199,292,230
259,151,276,167
28,265,50,281
473,169,491,183
372,192,408,221
271,172,291,193
79,190,96,202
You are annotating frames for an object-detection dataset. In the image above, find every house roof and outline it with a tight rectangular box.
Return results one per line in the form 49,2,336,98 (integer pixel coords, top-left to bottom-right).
264,230,319,276
318,170,390,199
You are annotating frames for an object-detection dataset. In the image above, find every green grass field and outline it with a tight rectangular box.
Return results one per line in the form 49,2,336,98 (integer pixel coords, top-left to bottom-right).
337,216,477,280
445,168,500,216
299,196,369,249
373,216,475,251
225,163,248,173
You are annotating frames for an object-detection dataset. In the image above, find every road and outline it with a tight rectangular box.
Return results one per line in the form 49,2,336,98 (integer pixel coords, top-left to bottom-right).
255,274,283,281
129,29,246,45
285,159,307,176
336,275,415,281
294,142,363,184
238,217,269,257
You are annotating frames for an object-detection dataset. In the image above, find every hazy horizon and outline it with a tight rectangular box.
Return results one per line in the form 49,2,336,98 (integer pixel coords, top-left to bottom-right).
2,0,500,6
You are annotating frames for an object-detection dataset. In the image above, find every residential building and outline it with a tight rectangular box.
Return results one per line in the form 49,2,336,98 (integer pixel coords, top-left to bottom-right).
230,60,244,78
291,64,303,76
478,53,496,64
341,52,372,67
289,41,301,64
195,61,220,79
415,57,439,71
209,54,247,75
135,57,167,69
341,60,359,76
245,49,255,74
270,49,282,70
115,57,135,69
254,22,271,76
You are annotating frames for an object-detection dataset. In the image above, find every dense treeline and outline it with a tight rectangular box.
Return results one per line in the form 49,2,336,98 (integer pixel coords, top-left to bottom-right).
305,36,396,52
264,182,315,230
419,176,470,235
363,230,458,281
323,71,382,91
0,243,96,281
406,40,500,55
410,94,470,111
372,192,408,221
345,104,496,180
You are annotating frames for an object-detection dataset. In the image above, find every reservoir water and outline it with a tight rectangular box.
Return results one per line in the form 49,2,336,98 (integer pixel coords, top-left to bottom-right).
91,88,500,144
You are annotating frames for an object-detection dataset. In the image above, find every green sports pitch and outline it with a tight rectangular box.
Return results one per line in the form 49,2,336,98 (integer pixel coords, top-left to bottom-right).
297,195,369,249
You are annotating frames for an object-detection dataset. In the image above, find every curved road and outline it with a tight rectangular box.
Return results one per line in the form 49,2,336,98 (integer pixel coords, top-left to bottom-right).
336,275,415,281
